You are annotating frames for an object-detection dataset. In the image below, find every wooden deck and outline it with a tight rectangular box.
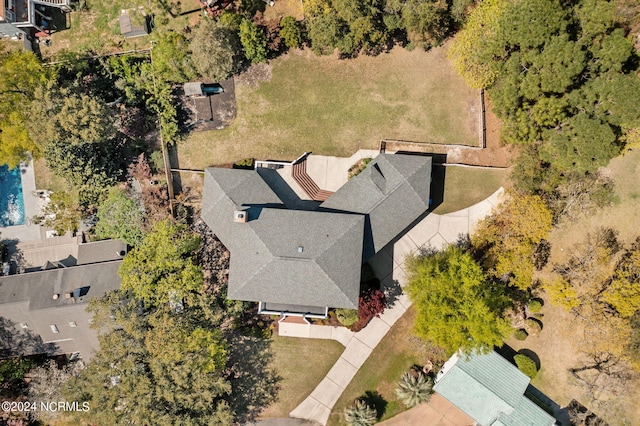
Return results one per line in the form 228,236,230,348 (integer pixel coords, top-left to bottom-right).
292,160,334,202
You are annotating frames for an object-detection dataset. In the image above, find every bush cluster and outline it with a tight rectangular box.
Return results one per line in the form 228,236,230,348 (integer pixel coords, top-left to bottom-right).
514,354,538,379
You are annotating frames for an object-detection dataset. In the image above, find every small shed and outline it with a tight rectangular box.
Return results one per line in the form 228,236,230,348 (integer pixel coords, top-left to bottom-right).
184,82,206,97
184,82,225,98
119,9,149,39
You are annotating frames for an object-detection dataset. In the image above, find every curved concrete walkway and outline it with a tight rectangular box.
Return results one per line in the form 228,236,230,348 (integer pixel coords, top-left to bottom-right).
284,188,505,425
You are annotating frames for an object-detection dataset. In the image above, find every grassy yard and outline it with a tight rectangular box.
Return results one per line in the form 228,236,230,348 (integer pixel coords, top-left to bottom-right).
263,0,304,21
327,307,440,425
431,165,508,214
44,0,202,56
508,149,640,426
259,334,345,418
178,44,480,169
33,158,67,192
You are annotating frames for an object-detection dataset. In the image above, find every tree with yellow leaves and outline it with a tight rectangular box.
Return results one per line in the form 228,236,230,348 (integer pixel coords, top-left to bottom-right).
447,0,506,89
472,190,553,290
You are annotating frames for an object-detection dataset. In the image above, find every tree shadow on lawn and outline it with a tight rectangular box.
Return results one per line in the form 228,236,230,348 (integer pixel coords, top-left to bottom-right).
360,390,388,420
226,334,281,423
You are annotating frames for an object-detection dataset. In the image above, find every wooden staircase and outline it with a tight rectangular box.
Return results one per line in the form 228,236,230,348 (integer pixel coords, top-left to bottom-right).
292,160,334,202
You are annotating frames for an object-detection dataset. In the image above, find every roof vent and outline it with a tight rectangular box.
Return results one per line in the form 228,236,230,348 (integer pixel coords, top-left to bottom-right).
234,210,247,223
52,293,59,300
298,246,304,253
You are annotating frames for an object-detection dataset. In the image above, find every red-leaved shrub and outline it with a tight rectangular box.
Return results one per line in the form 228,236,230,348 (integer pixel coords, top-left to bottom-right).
351,288,386,331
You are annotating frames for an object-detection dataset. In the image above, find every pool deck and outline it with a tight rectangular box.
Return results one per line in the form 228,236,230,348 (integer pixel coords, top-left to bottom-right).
0,161,44,243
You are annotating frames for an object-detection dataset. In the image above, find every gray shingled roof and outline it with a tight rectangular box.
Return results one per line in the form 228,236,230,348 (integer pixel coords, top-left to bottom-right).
434,351,555,426
321,154,431,258
0,261,122,359
202,168,364,310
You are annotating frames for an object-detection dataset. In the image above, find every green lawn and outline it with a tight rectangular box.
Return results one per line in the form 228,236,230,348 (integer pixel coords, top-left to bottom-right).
328,307,442,425
45,0,201,57
259,334,345,418
33,158,67,192
431,165,509,214
178,45,480,169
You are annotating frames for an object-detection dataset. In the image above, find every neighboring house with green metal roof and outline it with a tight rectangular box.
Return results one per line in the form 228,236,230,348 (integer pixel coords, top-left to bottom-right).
201,153,432,318
434,351,557,426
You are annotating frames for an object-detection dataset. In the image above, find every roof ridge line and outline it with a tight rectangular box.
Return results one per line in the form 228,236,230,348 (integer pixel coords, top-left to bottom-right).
386,154,431,201
457,355,526,411
315,216,363,305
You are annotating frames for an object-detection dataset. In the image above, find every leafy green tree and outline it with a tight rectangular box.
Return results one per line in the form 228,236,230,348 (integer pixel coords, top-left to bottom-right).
450,0,474,24
450,0,640,180
219,11,243,30
280,16,303,49
344,399,376,426
145,312,227,374
307,13,350,55
0,111,33,168
40,191,82,236
27,86,123,206
95,187,145,246
63,296,234,425
406,245,511,355
540,115,618,174
43,139,123,207
119,219,203,307
395,372,433,407
0,50,51,167
305,0,391,56
240,19,269,63
514,354,537,379
0,50,50,117
447,0,507,89
150,31,197,84
385,0,450,48
190,20,243,81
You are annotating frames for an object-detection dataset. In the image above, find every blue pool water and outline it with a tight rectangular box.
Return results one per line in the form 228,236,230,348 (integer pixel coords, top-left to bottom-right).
0,165,26,226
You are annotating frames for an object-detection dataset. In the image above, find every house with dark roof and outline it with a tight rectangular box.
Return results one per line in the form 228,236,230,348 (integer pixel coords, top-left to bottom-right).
434,351,557,426
0,239,126,360
201,153,432,317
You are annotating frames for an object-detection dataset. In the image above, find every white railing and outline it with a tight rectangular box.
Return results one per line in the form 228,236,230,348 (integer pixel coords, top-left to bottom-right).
33,0,71,6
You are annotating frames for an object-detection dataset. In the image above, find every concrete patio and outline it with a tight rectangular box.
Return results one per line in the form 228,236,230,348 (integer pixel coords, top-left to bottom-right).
276,149,380,200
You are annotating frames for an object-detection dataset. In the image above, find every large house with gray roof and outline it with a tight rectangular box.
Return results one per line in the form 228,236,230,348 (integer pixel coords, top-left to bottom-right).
434,351,556,426
0,239,126,360
201,153,432,317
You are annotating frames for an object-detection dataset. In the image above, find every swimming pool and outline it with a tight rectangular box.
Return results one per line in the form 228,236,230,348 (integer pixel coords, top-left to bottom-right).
0,165,26,227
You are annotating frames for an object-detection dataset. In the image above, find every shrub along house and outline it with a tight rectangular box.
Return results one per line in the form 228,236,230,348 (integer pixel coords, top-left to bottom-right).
201,153,432,319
